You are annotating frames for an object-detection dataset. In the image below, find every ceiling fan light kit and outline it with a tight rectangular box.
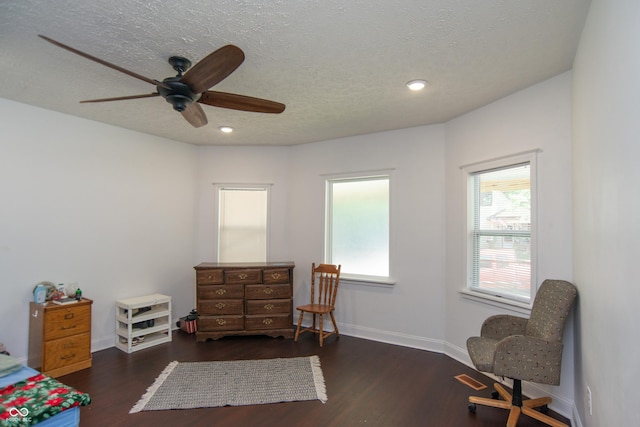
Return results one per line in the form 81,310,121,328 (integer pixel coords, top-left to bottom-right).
38,35,285,129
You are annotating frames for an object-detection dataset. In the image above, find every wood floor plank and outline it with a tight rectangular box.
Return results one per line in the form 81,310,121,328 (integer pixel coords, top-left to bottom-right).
58,332,571,426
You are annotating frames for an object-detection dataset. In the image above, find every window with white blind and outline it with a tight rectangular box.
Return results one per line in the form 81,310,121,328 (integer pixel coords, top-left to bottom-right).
464,153,537,303
216,185,269,263
325,173,391,282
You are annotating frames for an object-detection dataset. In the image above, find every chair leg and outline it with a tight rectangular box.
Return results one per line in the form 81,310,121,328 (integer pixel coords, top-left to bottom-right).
329,311,339,336
294,311,304,342
318,314,324,347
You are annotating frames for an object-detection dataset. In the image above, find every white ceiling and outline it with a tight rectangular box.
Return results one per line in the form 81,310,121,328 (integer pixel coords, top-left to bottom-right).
0,0,591,146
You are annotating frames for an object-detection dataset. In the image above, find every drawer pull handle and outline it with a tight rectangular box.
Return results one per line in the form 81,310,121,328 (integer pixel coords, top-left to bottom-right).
215,289,226,295
271,273,281,279
60,353,76,360
207,275,212,279
216,319,226,326
263,288,273,295
215,302,226,309
263,318,273,325
238,273,248,280
61,325,77,330
64,313,75,320
264,304,274,310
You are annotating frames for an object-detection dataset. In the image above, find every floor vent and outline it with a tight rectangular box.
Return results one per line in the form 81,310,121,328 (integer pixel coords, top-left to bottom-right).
455,374,487,390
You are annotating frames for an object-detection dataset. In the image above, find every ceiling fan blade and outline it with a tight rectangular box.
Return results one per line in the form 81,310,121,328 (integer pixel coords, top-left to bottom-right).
180,45,245,94
199,91,285,114
80,93,160,103
181,102,208,128
38,35,169,90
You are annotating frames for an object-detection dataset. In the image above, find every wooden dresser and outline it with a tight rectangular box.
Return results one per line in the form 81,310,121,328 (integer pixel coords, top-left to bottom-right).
194,262,294,341
28,298,92,377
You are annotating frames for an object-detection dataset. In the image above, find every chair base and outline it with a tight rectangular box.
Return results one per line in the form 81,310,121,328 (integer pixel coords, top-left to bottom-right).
468,381,568,427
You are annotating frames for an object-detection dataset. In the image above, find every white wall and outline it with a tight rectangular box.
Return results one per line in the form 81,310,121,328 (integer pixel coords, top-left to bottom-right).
0,99,198,357
288,127,447,350
194,145,292,264
572,1,640,426
444,72,575,416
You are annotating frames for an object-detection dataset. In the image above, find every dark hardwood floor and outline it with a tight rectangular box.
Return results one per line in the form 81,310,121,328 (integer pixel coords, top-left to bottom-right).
59,332,570,426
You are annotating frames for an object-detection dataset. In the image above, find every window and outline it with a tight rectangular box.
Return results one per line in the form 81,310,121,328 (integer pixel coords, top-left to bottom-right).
216,184,269,263
325,173,390,281
464,153,537,303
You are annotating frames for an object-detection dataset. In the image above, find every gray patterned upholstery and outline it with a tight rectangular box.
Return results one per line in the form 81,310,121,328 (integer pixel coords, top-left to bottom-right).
467,280,577,386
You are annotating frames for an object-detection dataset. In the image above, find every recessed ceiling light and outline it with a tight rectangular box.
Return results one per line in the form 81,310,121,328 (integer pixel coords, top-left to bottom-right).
406,79,428,91
219,126,233,133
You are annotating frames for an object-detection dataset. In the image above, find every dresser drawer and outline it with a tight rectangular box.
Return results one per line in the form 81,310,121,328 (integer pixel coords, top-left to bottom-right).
44,305,91,340
245,314,291,330
198,299,244,315
263,269,290,284
198,315,244,331
198,284,244,300
43,332,91,371
196,269,224,285
246,299,291,315
245,284,291,300
225,269,262,284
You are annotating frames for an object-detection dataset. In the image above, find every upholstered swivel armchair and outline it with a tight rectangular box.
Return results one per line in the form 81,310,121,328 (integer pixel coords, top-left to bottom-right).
466,279,577,427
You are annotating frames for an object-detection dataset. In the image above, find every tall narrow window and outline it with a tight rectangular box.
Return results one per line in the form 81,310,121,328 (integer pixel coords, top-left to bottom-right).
465,153,536,303
217,185,269,263
325,174,390,280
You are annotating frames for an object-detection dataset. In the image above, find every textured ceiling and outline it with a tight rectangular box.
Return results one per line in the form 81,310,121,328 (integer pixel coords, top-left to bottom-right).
0,0,591,146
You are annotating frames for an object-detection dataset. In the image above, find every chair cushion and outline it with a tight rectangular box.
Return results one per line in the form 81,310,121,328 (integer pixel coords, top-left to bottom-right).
466,336,501,373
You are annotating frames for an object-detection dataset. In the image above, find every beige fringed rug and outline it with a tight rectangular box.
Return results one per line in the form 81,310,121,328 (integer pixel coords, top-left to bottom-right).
130,356,327,413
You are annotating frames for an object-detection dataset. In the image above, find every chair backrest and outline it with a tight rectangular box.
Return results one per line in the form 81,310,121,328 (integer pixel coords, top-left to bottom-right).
310,263,341,307
526,279,577,341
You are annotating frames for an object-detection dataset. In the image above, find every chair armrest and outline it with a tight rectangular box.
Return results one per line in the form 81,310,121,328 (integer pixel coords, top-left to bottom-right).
493,335,564,385
480,315,528,340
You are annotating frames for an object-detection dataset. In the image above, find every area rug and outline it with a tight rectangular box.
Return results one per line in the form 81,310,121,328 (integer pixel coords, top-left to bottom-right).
129,356,327,413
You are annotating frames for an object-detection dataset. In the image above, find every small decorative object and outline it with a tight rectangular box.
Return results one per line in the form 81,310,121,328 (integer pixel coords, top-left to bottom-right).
75,288,82,301
178,309,198,334
33,284,47,304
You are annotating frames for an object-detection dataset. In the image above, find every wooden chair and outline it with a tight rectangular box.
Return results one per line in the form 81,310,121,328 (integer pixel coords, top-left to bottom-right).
294,263,341,347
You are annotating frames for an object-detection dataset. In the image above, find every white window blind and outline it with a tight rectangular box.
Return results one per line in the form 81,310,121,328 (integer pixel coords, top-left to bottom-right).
217,186,268,263
467,158,535,303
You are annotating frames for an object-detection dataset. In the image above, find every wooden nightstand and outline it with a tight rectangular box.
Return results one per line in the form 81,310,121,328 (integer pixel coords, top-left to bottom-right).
28,298,92,377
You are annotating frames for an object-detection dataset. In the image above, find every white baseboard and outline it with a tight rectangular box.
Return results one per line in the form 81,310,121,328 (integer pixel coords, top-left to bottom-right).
301,320,446,353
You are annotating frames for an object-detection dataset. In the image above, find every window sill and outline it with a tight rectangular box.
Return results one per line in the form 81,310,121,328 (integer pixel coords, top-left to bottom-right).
340,275,396,287
459,289,531,315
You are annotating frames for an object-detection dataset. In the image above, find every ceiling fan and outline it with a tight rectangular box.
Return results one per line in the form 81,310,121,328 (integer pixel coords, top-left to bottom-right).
38,35,285,128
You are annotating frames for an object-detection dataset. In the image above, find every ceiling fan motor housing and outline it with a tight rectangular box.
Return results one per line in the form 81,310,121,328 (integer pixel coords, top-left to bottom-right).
158,76,199,112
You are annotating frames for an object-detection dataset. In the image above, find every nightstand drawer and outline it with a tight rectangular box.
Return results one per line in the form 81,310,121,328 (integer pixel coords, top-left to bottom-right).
44,305,91,340
43,332,91,371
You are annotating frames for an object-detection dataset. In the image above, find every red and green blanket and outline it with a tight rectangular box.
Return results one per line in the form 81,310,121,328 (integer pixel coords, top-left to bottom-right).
0,373,90,426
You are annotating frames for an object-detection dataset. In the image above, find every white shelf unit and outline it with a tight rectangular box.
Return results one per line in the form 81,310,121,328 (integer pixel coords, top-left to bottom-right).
115,293,172,353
